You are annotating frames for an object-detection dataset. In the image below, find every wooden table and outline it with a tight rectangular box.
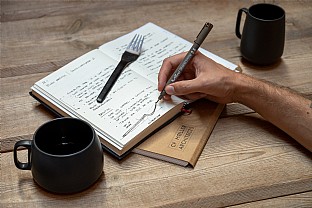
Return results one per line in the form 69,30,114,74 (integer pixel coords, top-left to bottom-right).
1,1,311,207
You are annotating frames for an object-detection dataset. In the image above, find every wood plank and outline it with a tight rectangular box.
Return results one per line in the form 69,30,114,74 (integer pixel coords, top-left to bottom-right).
1,113,311,207
1,1,312,207
1,1,241,68
1,0,309,70
229,191,312,208
2,1,311,87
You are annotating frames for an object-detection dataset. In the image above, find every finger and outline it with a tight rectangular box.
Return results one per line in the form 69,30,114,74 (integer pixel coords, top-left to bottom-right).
165,78,203,96
158,52,188,91
162,90,206,101
183,93,207,101
163,94,172,101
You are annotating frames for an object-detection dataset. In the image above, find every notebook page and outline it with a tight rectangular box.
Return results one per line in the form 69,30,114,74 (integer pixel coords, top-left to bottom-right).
32,49,183,149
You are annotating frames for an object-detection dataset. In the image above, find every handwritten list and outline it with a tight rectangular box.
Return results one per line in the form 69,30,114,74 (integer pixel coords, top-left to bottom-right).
35,48,182,148
32,23,236,151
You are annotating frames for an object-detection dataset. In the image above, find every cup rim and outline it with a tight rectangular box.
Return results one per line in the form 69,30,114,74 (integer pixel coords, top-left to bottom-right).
248,3,285,22
33,117,96,157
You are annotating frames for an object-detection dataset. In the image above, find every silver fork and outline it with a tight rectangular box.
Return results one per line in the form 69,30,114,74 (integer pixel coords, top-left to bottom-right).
97,34,144,103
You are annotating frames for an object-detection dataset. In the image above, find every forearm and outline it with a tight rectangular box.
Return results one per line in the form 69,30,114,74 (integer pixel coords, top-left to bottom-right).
233,73,312,152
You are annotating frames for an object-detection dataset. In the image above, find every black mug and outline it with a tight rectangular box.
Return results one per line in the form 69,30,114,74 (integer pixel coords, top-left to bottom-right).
14,117,104,194
236,3,285,65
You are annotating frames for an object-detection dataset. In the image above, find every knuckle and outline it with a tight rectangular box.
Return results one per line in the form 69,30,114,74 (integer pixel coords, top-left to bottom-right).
163,57,171,64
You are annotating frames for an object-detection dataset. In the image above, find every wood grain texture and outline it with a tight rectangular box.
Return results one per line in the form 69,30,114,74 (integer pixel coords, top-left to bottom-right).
1,0,312,207
230,192,312,208
1,113,312,207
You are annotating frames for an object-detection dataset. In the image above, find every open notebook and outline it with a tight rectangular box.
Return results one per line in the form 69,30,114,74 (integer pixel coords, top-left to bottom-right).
30,22,238,158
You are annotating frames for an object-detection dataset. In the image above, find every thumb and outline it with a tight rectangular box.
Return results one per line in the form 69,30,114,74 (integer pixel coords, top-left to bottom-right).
165,79,202,96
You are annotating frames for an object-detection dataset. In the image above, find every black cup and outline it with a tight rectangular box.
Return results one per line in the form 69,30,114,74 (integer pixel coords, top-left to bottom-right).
236,3,285,65
14,117,104,194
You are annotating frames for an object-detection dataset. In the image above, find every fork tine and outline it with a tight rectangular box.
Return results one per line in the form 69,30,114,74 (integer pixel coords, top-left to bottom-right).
133,35,141,51
137,35,144,52
127,34,137,50
127,34,144,53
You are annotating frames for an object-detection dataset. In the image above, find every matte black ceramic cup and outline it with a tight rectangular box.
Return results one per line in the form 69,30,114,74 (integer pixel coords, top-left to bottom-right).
236,3,285,65
14,117,103,194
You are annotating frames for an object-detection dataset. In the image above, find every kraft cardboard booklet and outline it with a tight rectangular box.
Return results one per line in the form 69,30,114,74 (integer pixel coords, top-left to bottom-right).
134,99,225,167
30,22,238,159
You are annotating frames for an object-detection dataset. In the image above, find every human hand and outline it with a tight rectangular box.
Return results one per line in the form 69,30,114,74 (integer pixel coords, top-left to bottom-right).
158,51,239,104
160,52,312,152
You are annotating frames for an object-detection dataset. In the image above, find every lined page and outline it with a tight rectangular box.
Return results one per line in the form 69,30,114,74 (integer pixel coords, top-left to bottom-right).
32,49,183,149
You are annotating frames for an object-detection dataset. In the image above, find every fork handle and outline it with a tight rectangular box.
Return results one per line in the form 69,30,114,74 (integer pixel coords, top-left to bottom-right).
97,60,129,103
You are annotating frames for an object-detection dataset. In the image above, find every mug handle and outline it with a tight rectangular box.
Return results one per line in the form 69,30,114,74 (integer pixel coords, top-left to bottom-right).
14,140,32,170
235,8,248,39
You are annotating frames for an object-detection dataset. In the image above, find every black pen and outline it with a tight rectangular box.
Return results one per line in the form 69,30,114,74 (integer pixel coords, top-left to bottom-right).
157,22,213,102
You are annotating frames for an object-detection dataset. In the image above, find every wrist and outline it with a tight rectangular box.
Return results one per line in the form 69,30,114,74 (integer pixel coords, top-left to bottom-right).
232,73,262,105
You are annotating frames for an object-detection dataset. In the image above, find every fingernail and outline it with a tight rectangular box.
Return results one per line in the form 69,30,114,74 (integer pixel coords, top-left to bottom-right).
166,85,175,95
